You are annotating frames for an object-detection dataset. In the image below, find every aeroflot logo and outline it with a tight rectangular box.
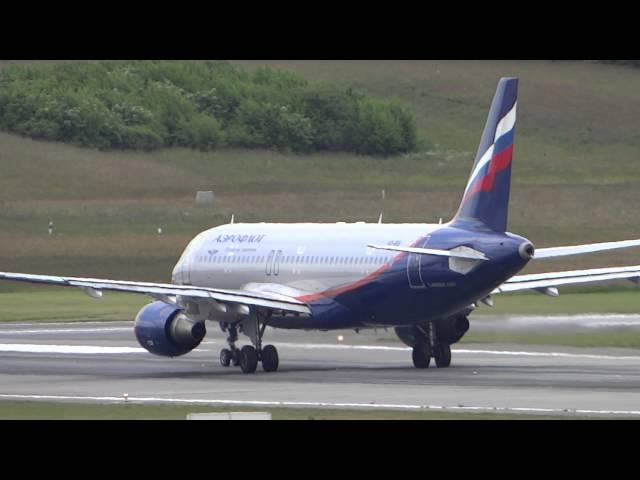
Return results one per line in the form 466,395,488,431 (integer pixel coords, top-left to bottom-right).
215,234,267,243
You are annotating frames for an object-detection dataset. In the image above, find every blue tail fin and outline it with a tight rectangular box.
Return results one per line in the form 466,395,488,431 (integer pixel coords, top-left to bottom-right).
452,77,518,232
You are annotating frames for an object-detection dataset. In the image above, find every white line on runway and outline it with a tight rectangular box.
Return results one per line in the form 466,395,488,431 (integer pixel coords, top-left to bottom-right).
0,393,638,418
2,340,640,361
0,344,145,354
0,321,131,328
0,327,130,335
225,341,640,361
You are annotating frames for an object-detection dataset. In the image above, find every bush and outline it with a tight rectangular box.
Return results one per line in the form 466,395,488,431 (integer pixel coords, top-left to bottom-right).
120,125,164,151
0,60,419,156
176,114,225,151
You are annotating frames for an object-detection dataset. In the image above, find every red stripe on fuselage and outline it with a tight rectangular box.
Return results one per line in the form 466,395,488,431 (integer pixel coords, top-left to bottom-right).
297,262,395,303
295,234,431,303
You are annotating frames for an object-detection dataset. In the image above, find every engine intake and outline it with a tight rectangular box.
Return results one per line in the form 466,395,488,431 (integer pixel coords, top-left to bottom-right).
134,301,206,357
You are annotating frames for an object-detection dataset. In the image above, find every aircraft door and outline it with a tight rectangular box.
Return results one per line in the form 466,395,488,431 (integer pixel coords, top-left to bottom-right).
265,250,282,276
184,254,192,285
265,250,275,276
274,250,282,276
407,236,430,289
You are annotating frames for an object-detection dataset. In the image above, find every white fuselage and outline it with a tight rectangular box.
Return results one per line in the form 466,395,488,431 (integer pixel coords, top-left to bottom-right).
172,223,441,295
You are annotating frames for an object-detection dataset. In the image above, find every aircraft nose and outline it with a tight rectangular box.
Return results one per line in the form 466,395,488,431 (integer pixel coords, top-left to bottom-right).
171,260,184,285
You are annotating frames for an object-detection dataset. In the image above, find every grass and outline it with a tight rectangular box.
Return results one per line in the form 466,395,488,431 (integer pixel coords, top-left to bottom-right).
483,289,640,315
461,331,640,349
0,60,640,285
0,400,593,420
0,290,146,322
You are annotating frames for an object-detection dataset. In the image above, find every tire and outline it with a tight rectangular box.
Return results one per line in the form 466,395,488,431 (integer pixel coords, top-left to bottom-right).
261,345,279,372
240,345,258,374
231,350,241,366
412,343,431,369
434,343,452,368
220,348,231,367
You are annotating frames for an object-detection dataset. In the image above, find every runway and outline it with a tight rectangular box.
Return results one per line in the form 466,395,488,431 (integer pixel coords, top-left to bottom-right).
1,319,640,418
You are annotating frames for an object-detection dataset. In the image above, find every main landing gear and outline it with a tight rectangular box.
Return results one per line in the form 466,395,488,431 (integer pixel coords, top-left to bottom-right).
412,322,452,369
219,312,279,374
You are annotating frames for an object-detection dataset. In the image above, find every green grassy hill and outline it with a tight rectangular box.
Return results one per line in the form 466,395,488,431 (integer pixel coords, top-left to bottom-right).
1,60,640,292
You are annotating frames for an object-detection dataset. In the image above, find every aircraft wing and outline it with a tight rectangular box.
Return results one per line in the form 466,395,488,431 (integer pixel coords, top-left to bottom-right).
492,265,640,294
0,272,311,315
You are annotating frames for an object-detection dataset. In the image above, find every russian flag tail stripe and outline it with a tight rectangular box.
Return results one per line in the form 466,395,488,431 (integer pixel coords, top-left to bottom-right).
452,77,518,233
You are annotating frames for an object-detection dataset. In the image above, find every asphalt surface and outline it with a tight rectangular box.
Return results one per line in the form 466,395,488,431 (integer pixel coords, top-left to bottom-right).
1,318,640,418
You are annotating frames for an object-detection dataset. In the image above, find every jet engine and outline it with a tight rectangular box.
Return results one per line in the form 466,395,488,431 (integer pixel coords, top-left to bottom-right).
436,315,470,345
134,301,206,357
395,315,470,347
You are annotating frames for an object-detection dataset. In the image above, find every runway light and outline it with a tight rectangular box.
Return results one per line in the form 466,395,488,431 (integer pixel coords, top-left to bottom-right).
337,335,344,342
123,393,129,402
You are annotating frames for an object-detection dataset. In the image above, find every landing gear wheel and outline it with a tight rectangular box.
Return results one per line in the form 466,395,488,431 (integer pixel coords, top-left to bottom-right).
434,343,452,368
412,343,431,369
231,350,240,366
220,348,232,367
261,344,279,372
240,345,258,374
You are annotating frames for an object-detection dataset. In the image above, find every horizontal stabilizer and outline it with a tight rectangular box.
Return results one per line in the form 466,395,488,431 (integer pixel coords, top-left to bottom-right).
535,239,640,259
367,244,488,260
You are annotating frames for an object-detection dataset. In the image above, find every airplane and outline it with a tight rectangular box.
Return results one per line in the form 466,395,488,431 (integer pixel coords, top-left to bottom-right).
3,76,640,374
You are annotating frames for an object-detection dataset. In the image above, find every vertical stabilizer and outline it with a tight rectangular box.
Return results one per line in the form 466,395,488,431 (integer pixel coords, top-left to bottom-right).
452,77,518,232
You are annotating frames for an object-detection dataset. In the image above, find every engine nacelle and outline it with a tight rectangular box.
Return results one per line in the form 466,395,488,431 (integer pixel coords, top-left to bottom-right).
436,315,470,345
134,301,206,357
394,316,470,347
394,325,424,348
